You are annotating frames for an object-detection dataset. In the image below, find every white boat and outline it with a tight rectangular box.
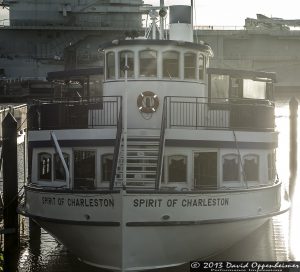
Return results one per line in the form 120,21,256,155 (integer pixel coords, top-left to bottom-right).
21,4,289,271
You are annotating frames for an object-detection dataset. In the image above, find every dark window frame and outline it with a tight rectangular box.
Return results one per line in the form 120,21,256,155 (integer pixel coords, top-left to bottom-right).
38,152,52,181
167,155,187,183
222,154,240,182
54,152,70,181
101,153,113,182
73,150,96,189
194,152,218,188
243,154,259,182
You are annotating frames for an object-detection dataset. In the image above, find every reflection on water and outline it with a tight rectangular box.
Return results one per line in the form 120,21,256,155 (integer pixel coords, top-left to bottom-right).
7,96,300,271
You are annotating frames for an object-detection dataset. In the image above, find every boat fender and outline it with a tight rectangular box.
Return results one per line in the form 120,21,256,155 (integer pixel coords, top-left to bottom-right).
137,91,159,113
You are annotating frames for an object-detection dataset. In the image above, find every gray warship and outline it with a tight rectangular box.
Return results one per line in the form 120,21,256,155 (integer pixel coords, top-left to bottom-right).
0,0,145,99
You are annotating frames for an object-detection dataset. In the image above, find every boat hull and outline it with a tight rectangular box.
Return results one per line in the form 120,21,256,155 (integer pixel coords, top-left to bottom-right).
22,182,288,271
36,217,269,271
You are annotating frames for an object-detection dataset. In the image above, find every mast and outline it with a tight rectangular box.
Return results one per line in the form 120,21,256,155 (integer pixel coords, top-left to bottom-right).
191,0,193,27
159,0,164,40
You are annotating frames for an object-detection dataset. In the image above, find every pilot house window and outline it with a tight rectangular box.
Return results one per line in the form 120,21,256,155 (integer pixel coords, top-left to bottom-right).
38,152,52,181
184,52,196,79
139,50,157,77
243,79,266,99
168,155,187,182
198,54,205,80
106,52,115,79
163,51,179,78
119,51,134,78
210,74,229,100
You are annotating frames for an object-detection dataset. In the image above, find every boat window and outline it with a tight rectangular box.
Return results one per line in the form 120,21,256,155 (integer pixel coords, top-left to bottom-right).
119,51,134,78
243,79,266,99
54,153,69,181
139,50,157,77
102,154,113,182
243,154,259,181
266,82,274,100
38,152,52,181
163,51,179,78
73,150,96,189
223,154,239,182
229,78,243,98
184,52,196,79
210,74,229,101
268,152,276,181
106,51,115,79
194,152,217,188
199,54,205,80
168,155,187,182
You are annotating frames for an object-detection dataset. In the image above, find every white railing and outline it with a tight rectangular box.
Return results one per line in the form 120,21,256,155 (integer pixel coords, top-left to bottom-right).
194,25,245,31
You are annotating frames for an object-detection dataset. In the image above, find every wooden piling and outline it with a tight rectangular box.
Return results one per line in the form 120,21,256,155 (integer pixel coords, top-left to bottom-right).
289,97,298,199
2,112,19,250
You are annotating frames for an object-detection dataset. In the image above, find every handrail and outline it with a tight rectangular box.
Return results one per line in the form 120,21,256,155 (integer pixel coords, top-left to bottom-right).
194,25,245,31
165,96,275,131
50,131,70,188
155,97,167,190
110,97,122,191
164,95,275,105
28,96,122,130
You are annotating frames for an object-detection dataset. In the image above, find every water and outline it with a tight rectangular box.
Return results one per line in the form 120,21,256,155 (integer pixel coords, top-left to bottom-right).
5,95,300,271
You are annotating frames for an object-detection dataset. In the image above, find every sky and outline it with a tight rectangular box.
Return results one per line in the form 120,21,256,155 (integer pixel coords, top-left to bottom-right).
1,1,300,26
144,0,300,26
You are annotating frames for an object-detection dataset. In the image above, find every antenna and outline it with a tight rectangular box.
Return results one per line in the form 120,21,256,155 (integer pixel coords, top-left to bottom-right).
158,0,167,40
160,0,164,39
191,0,193,27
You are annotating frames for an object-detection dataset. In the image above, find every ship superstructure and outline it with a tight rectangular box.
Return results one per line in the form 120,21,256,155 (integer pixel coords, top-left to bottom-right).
0,0,144,85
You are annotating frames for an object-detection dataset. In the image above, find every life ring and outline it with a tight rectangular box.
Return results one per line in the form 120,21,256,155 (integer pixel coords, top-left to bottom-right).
137,91,159,113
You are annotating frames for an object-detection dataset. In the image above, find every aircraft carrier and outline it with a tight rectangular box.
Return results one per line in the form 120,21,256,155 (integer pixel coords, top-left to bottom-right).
1,1,300,98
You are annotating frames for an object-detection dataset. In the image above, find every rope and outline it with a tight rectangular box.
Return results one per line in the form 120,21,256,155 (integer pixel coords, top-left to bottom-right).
3,185,25,211
2,185,25,211
17,115,27,132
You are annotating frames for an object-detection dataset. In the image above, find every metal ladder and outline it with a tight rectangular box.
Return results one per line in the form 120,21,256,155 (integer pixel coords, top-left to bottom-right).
115,136,160,188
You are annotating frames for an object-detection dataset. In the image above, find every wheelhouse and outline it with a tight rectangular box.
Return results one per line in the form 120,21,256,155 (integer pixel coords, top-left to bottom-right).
28,59,277,192
102,40,212,83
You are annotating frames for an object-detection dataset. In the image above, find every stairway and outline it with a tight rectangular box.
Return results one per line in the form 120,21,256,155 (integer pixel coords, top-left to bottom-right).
115,136,159,188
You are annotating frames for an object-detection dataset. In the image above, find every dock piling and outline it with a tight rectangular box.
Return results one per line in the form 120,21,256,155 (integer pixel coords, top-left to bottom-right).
2,112,19,250
289,97,298,200
2,112,20,272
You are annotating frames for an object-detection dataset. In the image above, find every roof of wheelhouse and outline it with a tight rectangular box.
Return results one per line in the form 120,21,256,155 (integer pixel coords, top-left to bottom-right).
208,68,277,82
101,39,213,56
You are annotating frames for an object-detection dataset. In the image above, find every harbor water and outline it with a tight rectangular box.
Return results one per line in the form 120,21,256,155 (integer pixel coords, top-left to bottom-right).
3,94,300,271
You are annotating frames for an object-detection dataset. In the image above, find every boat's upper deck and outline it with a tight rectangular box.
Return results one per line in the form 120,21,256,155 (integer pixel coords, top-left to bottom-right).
29,67,276,132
